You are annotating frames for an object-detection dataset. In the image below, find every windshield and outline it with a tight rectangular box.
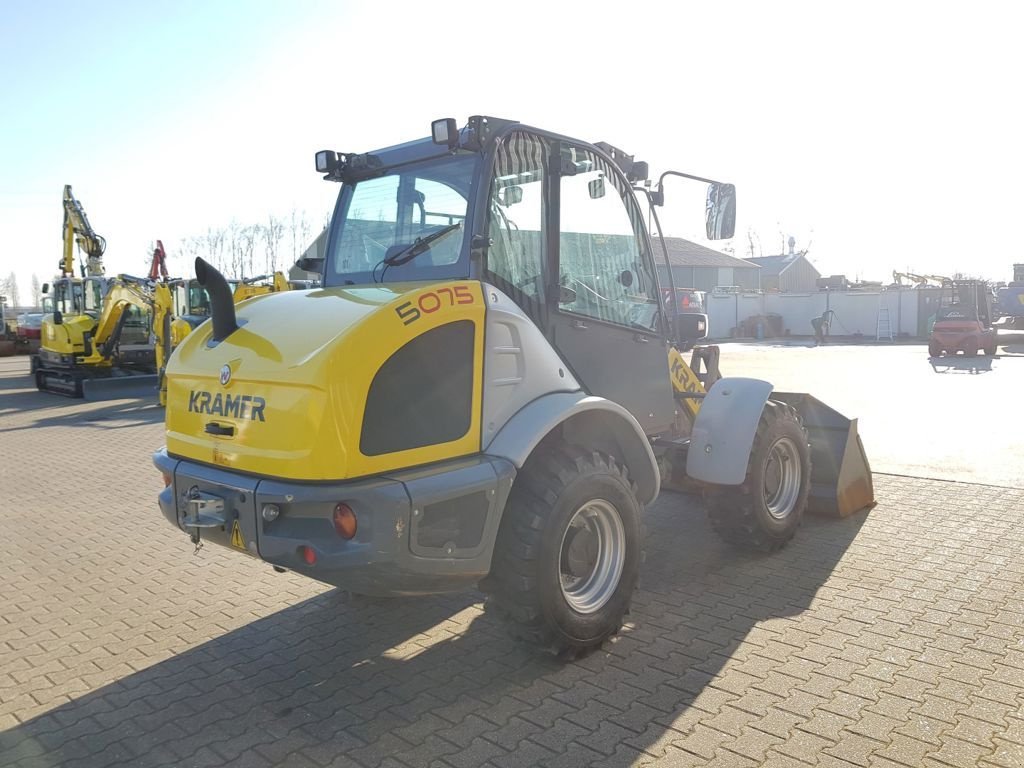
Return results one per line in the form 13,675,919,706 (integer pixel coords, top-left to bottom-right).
324,154,478,286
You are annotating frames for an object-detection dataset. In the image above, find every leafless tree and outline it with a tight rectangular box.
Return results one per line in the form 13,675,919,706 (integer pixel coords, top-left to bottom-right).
31,274,41,307
237,224,259,277
204,227,227,274
3,272,20,308
263,215,285,273
289,209,312,264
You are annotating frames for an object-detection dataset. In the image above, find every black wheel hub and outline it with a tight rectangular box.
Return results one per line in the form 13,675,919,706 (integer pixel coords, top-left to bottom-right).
562,525,598,578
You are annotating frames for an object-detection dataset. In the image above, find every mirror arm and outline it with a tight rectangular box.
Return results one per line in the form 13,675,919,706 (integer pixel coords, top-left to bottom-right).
640,188,680,343
654,169,728,207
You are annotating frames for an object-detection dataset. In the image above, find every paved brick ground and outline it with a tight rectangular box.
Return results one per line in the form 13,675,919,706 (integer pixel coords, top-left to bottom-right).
1,355,1023,768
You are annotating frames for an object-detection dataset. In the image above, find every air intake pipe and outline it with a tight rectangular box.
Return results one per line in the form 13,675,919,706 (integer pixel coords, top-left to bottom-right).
195,257,237,342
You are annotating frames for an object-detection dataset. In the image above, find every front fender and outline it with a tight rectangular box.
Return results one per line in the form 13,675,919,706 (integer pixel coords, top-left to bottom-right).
486,392,660,504
686,377,773,485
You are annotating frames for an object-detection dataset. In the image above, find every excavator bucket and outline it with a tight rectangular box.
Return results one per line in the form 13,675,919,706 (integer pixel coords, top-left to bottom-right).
773,392,875,518
81,373,160,401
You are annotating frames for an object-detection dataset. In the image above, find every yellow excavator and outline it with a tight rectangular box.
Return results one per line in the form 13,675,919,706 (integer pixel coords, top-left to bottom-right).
231,272,292,302
33,187,175,400
34,272,176,400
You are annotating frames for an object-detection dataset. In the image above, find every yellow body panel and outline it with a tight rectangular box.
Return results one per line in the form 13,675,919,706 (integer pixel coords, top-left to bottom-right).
668,347,705,419
41,312,101,359
165,281,486,481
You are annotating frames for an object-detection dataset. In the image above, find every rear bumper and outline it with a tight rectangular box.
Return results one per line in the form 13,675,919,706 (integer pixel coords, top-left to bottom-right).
154,448,515,596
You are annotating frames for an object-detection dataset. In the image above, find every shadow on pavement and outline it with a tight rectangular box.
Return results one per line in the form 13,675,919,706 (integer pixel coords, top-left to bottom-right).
0,368,162,433
0,490,867,768
927,355,994,374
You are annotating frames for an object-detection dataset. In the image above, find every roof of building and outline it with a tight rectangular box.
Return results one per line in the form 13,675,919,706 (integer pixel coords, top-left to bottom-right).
745,253,808,276
658,237,760,269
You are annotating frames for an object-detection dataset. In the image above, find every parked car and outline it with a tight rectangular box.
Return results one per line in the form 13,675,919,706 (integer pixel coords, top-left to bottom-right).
662,287,706,314
17,313,43,340
16,313,43,352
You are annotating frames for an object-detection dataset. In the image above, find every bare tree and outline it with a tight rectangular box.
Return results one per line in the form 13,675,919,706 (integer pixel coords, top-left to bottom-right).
204,227,227,274
238,224,260,277
3,272,20,308
263,214,285,273
31,274,41,307
289,209,312,264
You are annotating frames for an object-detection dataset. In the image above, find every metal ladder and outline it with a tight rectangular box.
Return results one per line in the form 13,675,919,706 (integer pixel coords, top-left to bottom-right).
875,307,894,342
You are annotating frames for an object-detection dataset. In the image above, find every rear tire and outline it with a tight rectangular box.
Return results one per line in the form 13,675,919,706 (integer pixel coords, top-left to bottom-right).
928,342,941,357
705,400,810,552
482,444,643,658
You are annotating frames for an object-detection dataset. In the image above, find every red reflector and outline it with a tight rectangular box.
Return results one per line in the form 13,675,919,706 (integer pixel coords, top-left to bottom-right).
300,545,317,565
682,296,690,307
333,503,357,540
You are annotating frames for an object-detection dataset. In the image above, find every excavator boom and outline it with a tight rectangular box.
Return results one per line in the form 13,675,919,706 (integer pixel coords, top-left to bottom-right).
62,185,107,277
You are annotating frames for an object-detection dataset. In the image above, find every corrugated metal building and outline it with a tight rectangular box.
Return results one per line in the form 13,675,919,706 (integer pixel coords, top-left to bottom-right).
654,237,761,292
746,239,821,292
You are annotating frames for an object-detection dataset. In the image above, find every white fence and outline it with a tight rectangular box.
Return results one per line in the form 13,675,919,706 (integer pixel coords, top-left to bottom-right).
706,288,932,340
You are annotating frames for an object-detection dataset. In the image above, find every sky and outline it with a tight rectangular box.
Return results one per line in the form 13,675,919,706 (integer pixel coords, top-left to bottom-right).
2,0,1022,306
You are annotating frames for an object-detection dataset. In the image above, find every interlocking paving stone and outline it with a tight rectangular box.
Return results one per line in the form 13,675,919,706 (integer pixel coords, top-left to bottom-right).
2,355,1023,766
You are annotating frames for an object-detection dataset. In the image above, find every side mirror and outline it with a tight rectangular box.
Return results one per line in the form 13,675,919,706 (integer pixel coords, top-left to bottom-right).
673,312,708,343
557,284,577,304
498,186,523,206
296,256,324,274
53,310,63,325
705,182,737,240
42,283,49,294
588,177,606,199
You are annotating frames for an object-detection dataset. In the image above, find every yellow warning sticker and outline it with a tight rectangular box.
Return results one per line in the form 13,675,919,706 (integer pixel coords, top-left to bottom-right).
230,520,246,550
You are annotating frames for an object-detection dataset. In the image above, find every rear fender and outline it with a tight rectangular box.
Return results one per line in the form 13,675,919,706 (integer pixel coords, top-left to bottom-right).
487,392,660,504
685,377,773,485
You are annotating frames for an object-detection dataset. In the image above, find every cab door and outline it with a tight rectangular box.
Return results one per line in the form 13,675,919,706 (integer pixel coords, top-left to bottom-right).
547,144,676,435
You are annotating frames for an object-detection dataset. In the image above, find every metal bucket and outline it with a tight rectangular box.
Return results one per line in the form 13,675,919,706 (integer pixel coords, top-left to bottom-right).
773,392,875,518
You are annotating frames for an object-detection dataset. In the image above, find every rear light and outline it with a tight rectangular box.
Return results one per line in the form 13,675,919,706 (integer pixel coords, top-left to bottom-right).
300,545,317,565
682,295,690,307
333,503,357,539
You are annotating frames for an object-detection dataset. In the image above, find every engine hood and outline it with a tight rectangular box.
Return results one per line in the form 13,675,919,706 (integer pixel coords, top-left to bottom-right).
164,281,486,481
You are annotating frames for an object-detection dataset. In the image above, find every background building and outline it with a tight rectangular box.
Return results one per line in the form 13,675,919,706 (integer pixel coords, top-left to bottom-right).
746,237,821,292
655,237,761,292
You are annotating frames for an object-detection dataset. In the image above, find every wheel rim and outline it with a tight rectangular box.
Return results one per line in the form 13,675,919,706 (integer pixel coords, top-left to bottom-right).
558,499,625,614
763,437,801,520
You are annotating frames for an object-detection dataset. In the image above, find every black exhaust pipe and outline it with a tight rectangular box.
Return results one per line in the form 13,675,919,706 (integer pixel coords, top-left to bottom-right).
195,257,238,342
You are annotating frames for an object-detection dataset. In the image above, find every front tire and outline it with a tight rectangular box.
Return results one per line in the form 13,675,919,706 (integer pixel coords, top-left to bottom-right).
482,444,643,658
705,400,811,552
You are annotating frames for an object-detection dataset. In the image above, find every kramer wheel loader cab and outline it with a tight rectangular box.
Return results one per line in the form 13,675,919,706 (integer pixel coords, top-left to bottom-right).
155,116,873,657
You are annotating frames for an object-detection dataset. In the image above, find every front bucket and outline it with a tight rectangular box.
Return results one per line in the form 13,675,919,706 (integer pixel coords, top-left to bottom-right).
773,392,875,518
81,373,160,401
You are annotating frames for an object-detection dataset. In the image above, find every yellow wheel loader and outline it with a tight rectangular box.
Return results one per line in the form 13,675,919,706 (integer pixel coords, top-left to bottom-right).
154,116,873,658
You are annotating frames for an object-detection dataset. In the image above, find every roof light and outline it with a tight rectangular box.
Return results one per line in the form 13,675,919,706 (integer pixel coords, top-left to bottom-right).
431,118,459,150
315,150,338,174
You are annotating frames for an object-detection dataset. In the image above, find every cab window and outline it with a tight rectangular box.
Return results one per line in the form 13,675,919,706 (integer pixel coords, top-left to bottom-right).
557,148,660,331
486,131,550,300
